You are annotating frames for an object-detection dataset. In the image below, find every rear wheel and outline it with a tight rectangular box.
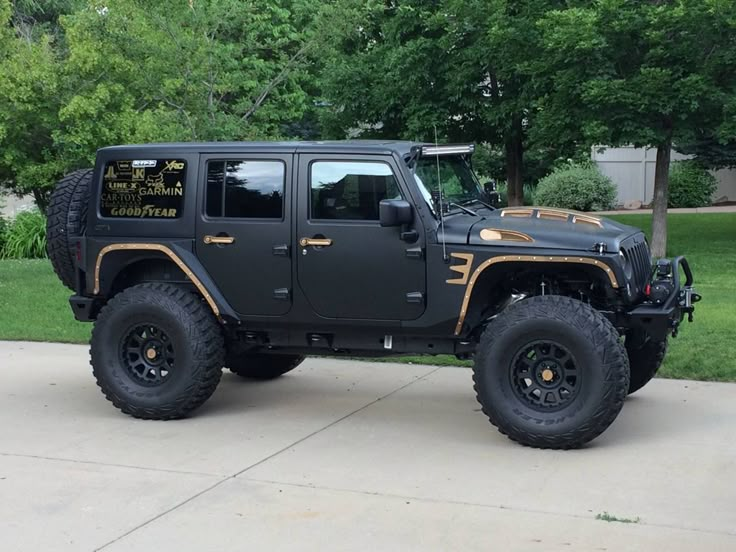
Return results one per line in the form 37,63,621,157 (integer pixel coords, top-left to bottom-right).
227,353,304,380
46,169,93,290
473,295,630,449
625,331,667,395
90,283,224,419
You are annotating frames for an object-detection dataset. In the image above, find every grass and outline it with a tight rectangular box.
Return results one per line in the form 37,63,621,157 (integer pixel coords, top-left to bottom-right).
595,512,641,524
0,259,91,343
0,213,734,381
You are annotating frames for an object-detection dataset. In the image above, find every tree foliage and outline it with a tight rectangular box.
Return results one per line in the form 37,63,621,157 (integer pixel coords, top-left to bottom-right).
0,0,322,210
0,0,734,245
318,0,565,206
536,0,736,255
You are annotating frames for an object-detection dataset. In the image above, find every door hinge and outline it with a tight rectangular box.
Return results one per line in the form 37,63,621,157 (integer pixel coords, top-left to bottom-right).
406,292,424,304
405,247,423,259
272,244,290,257
273,288,290,300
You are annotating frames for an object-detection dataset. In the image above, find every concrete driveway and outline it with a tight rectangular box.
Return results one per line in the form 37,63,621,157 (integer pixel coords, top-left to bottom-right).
1,341,734,551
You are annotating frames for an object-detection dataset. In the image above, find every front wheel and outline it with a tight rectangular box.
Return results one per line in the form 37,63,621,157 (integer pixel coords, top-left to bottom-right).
473,295,630,449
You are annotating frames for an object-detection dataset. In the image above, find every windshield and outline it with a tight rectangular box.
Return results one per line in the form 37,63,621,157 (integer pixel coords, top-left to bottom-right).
411,156,484,215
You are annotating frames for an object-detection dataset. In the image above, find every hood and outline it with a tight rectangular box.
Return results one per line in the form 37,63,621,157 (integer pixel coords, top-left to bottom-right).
444,207,642,252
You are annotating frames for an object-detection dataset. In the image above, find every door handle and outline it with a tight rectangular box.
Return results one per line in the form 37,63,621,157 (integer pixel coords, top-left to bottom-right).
203,235,235,245
300,237,333,247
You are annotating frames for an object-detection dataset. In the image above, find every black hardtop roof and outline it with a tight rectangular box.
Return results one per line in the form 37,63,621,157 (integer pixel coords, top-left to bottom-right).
98,140,427,157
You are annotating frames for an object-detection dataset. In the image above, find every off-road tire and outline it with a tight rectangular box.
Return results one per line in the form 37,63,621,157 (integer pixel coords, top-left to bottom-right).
228,353,305,380
473,295,630,449
90,283,224,419
625,331,667,395
46,169,93,290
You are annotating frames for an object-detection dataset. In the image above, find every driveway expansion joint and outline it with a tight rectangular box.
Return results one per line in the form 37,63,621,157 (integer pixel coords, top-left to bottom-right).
239,477,736,539
93,366,440,551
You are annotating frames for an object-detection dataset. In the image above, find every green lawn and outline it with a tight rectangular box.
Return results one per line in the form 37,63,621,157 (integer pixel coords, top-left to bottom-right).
0,213,734,381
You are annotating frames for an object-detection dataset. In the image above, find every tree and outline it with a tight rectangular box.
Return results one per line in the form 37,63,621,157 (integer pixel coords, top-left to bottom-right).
0,0,74,210
319,0,563,206
537,0,736,257
0,0,323,210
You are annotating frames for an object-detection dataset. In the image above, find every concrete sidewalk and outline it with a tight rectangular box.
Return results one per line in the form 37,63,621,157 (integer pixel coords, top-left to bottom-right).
1,341,734,551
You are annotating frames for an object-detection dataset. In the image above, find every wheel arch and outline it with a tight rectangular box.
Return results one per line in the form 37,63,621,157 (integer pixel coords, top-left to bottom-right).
455,256,620,336
93,243,238,321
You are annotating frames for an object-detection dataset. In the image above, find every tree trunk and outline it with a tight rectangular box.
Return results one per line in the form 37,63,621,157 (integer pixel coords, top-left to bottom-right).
505,118,524,206
32,188,49,215
650,142,671,258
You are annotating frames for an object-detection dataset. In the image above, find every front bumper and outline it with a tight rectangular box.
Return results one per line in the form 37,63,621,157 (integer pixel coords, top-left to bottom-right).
617,256,700,340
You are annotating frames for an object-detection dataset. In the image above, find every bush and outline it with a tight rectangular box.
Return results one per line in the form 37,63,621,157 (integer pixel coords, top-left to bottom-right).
534,161,616,212
668,161,718,208
1,210,47,259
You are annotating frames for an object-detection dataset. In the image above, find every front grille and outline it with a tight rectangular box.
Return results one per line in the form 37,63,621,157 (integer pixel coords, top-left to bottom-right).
622,235,652,297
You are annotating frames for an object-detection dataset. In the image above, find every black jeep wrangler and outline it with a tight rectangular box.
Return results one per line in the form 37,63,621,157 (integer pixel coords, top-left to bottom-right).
46,141,698,448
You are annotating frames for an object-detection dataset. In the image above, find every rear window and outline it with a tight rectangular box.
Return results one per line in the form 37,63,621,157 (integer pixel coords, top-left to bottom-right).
100,159,186,218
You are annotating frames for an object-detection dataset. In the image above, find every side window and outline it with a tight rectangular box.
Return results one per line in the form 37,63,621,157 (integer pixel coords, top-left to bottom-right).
310,161,401,221
205,160,284,219
100,159,186,218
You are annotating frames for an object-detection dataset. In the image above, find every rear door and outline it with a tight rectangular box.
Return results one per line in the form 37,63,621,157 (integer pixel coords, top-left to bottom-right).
296,154,426,320
195,153,293,316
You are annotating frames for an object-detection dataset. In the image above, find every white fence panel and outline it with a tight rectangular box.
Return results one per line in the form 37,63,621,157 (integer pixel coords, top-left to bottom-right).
591,146,736,206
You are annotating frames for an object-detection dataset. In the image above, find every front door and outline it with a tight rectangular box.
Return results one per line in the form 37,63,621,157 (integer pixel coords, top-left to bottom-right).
196,153,292,316
296,154,426,320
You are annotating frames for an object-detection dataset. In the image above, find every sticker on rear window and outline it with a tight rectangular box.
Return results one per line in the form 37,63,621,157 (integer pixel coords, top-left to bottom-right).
100,159,186,218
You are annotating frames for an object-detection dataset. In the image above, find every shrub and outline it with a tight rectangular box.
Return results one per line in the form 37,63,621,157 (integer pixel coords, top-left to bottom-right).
1,210,47,259
668,161,718,208
534,161,616,212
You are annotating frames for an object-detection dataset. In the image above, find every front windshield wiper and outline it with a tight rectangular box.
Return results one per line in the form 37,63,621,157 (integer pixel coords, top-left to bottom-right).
462,197,496,211
447,202,479,216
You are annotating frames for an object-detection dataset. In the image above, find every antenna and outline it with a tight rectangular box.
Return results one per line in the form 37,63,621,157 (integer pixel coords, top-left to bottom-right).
434,125,448,262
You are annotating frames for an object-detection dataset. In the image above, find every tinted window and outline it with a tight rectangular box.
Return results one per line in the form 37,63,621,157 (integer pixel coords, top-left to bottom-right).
310,161,400,220
100,159,186,218
206,160,284,219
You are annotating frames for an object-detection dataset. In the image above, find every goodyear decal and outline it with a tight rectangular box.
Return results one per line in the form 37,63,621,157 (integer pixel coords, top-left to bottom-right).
100,159,186,219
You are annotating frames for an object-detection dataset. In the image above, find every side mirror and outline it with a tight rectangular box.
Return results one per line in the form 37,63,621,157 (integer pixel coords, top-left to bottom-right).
483,180,497,193
379,199,413,227
483,181,500,207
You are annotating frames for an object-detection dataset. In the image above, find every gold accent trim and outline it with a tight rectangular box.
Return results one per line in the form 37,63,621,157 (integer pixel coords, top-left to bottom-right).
453,255,619,335
300,237,333,247
93,243,220,318
146,348,157,360
537,209,569,222
446,253,475,285
500,208,534,218
479,228,533,243
541,368,554,382
500,208,603,228
203,235,235,245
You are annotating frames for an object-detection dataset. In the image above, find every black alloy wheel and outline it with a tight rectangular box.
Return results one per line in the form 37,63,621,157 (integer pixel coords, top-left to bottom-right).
121,324,176,386
511,340,580,411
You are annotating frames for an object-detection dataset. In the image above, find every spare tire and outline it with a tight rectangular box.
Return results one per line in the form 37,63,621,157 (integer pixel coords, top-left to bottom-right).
46,169,93,290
